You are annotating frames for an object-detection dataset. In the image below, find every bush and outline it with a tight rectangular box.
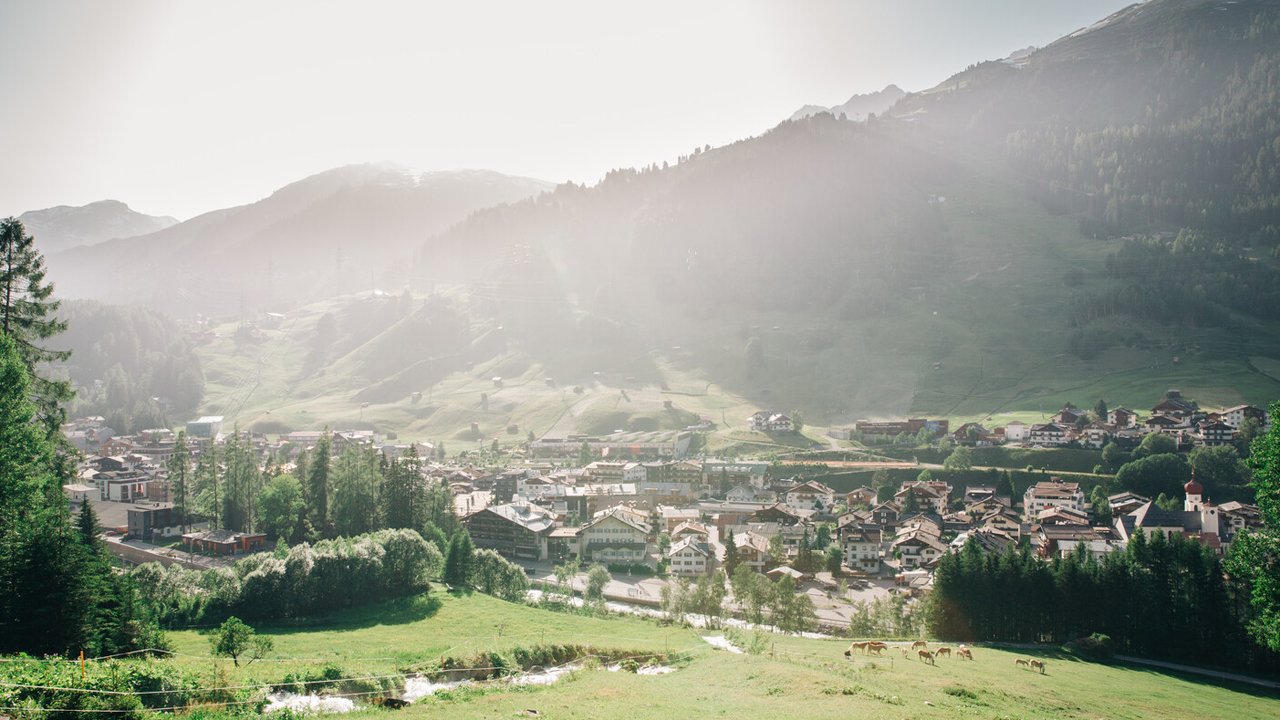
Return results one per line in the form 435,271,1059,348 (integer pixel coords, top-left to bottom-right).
1065,632,1116,662
943,686,979,700
134,529,442,626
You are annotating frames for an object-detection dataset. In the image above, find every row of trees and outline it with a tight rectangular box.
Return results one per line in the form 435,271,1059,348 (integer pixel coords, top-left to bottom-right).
929,534,1267,666
130,529,442,625
166,433,459,549
654,563,818,633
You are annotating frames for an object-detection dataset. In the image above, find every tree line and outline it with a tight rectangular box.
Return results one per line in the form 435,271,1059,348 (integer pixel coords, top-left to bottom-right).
931,402,1280,671
167,431,460,550
929,532,1277,672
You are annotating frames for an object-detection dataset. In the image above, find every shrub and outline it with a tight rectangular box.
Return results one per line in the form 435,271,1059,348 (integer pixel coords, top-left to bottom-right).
1065,632,1116,661
944,685,979,700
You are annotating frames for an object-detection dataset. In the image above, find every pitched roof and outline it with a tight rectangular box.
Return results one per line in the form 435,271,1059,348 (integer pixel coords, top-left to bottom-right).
668,537,712,558
671,520,710,537
787,480,835,495
477,502,558,533
586,505,652,534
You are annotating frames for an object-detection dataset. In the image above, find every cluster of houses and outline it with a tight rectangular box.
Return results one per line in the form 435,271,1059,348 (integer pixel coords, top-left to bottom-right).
836,391,1266,451
459,461,1266,594
64,391,1269,586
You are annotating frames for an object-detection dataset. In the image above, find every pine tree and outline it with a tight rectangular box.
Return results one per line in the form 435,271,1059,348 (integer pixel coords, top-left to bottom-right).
444,531,475,586
195,443,221,526
383,447,426,531
76,501,100,545
0,322,163,657
168,431,192,531
0,218,72,431
306,432,333,535
331,446,381,536
723,529,740,577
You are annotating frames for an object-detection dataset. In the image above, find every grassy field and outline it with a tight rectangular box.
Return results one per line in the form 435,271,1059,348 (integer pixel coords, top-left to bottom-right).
158,591,1280,720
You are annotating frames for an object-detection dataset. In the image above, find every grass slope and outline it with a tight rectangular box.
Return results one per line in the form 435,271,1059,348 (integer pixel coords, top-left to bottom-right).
163,592,1279,720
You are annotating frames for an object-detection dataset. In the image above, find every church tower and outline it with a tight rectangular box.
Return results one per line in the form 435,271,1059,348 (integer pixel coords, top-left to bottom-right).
1183,473,1203,512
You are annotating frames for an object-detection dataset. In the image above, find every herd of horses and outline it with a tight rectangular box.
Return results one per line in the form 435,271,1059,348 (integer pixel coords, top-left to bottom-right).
843,640,1043,673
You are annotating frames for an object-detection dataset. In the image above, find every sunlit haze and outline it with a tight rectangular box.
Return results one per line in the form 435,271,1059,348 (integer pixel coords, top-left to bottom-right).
2,0,1131,219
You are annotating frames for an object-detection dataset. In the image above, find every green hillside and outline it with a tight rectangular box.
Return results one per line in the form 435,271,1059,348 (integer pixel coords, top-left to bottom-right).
147,592,1280,719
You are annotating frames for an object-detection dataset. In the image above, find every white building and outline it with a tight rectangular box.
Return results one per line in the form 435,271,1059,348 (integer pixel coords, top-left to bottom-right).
784,480,836,512
748,411,794,432
668,538,713,576
1004,420,1028,442
839,524,882,574
579,506,653,565
1221,404,1265,429
1023,480,1085,520
1028,423,1070,446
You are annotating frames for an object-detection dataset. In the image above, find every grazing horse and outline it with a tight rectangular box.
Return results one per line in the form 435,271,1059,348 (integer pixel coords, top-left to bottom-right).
935,647,951,659
844,641,869,657
867,641,888,656
957,648,973,660
918,650,935,665
1015,658,1030,668
911,640,928,651
1030,659,1046,674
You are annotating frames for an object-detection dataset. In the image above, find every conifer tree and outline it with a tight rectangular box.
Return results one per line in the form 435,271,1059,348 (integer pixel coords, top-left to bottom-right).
723,529,740,576
168,431,192,531
0,316,164,656
306,432,333,534
0,218,72,430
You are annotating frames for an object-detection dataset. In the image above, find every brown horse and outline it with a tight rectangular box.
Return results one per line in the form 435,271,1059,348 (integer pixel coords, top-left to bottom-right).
918,650,935,665
866,641,888,656
1030,659,1046,674
935,647,951,659
911,640,928,650
957,648,973,660
844,641,869,657
1015,658,1030,668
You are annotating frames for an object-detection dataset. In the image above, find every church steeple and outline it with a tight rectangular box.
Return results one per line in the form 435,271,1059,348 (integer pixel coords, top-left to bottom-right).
1184,471,1204,512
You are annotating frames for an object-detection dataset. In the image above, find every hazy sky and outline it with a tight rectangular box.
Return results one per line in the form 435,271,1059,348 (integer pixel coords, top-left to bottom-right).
1,0,1133,220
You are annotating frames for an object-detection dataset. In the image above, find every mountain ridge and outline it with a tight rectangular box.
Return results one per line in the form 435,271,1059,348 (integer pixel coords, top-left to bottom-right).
788,83,906,122
17,199,178,254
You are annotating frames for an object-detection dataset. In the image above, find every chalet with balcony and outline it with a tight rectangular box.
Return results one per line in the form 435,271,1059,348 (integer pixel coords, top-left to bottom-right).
462,501,557,561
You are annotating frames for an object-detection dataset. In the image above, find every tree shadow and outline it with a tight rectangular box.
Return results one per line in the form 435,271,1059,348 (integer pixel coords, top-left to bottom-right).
1104,661,1280,700
217,593,445,639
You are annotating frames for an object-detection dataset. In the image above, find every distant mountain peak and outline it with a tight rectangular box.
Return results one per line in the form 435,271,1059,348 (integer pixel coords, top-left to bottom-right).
18,200,178,254
789,84,907,123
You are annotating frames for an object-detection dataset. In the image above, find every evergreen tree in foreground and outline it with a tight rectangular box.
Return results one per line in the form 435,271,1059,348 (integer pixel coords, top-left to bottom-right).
0,333,163,655
1226,401,1280,652
0,218,72,431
